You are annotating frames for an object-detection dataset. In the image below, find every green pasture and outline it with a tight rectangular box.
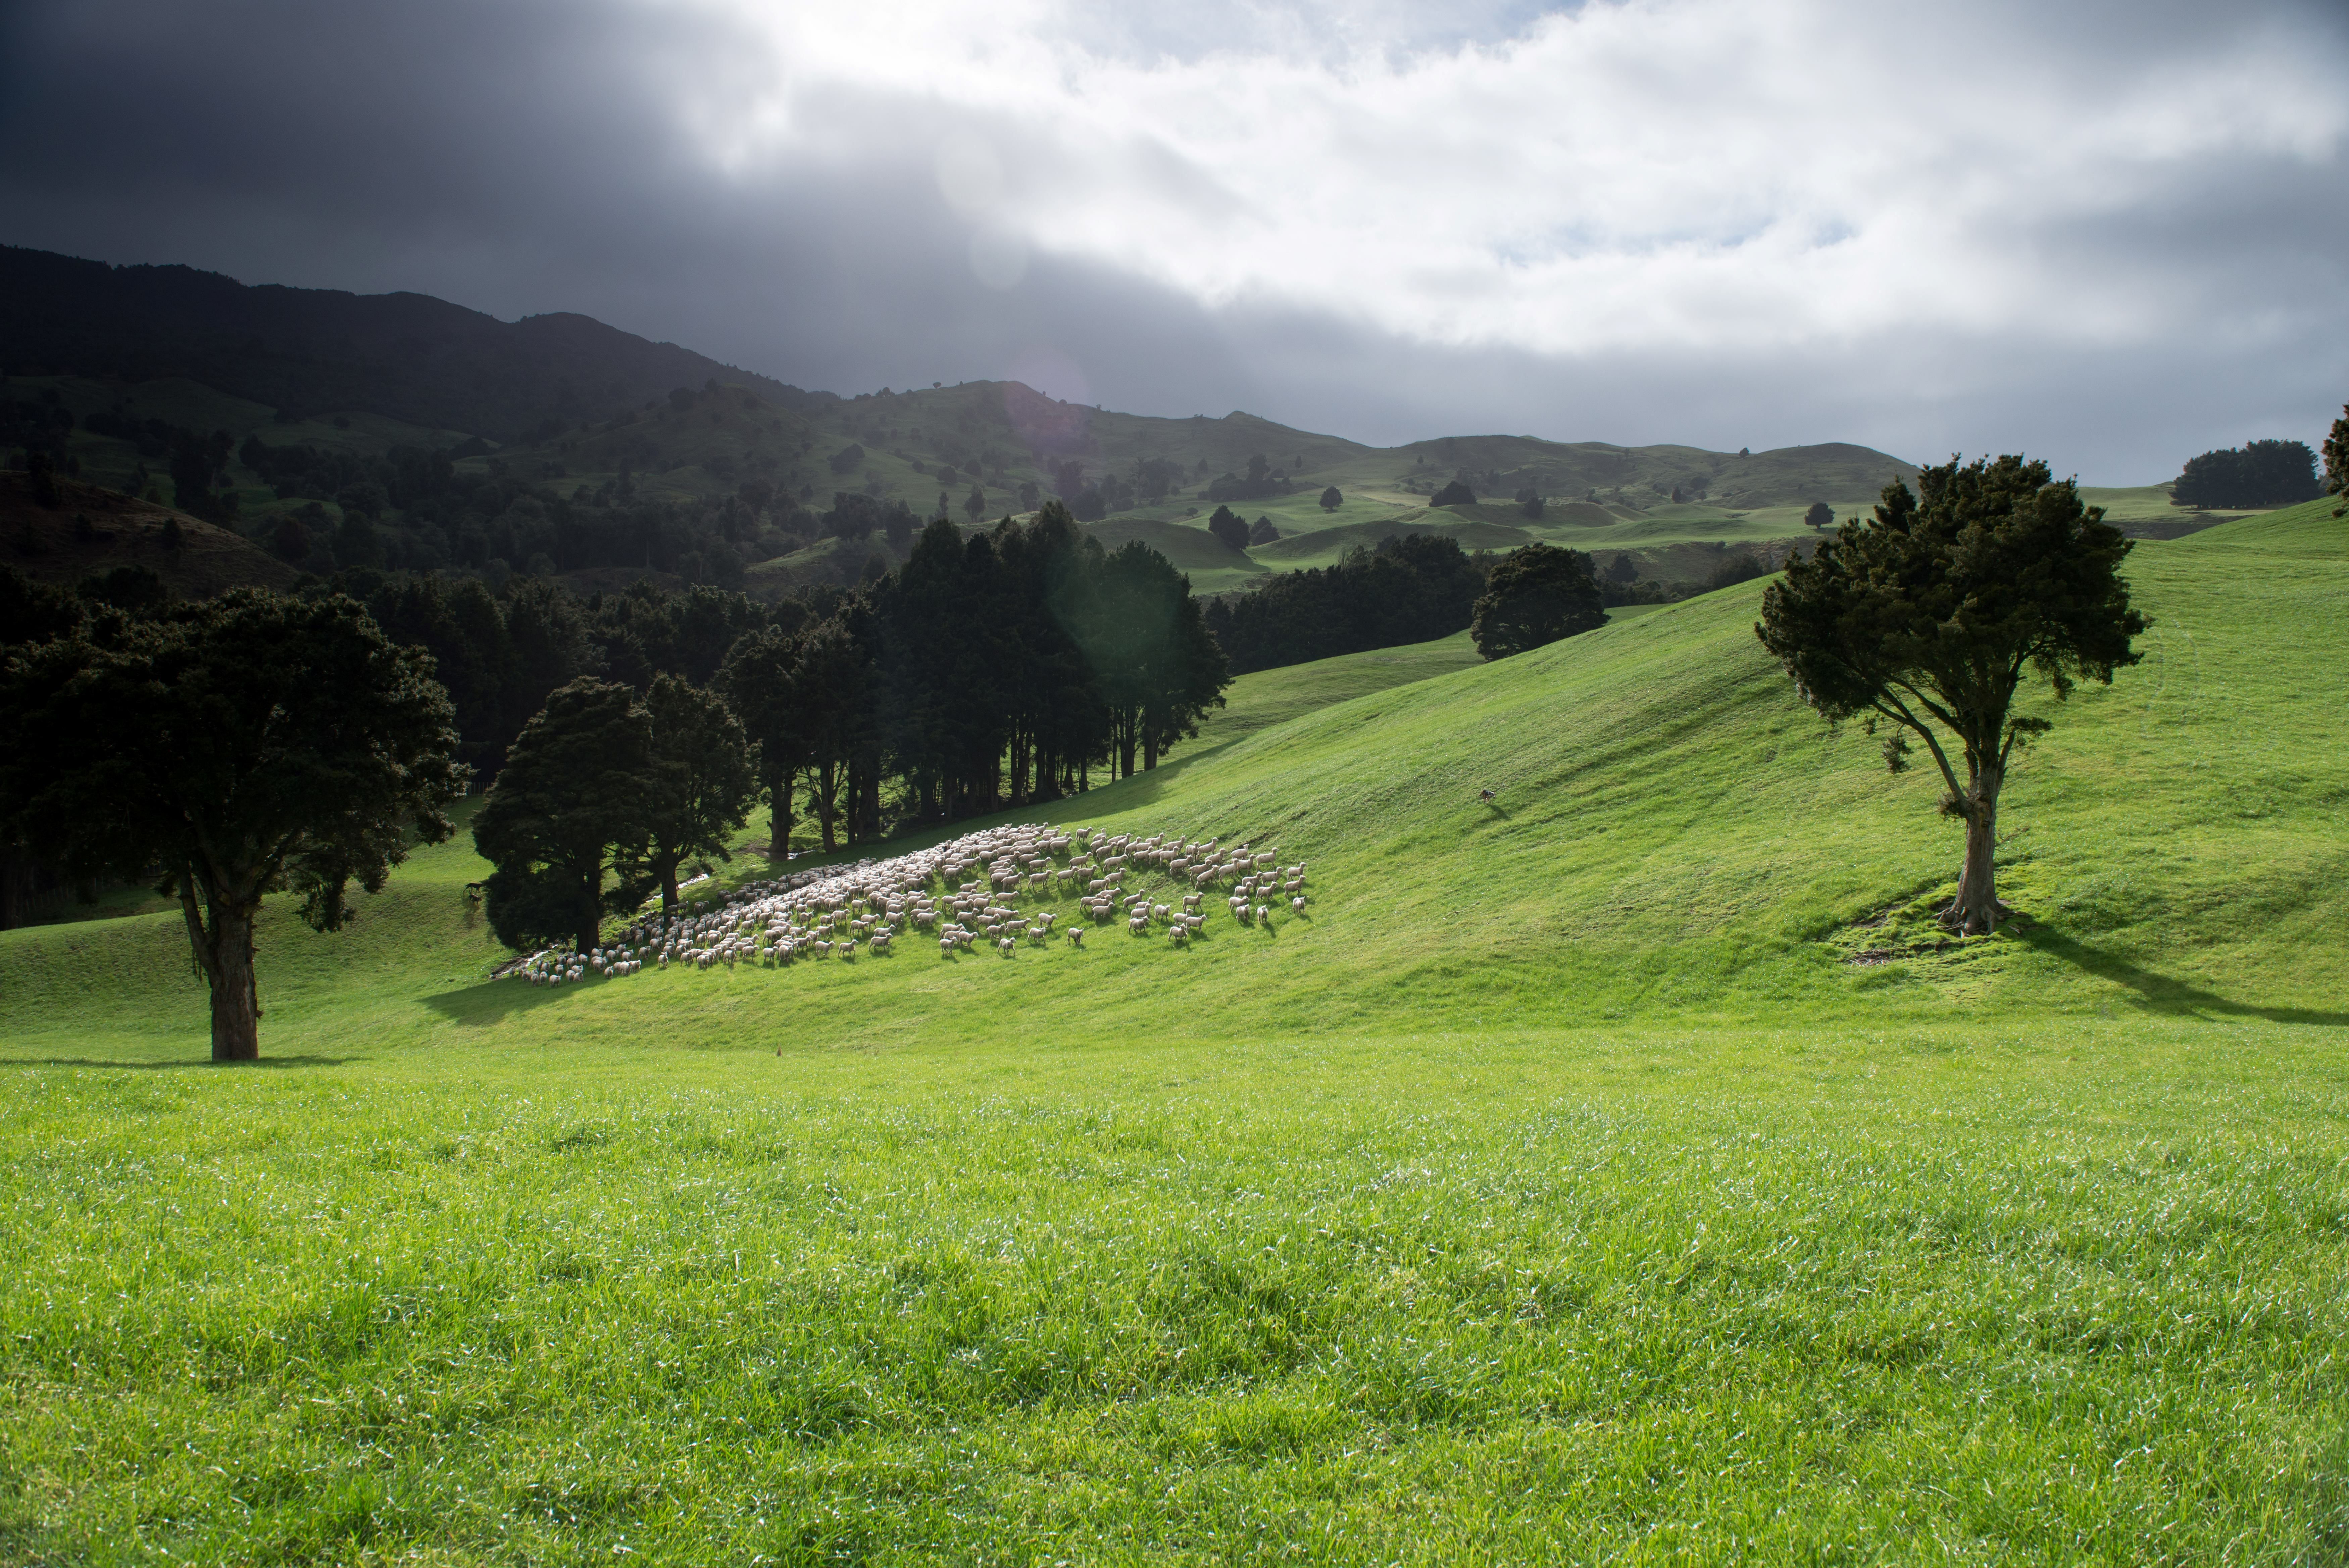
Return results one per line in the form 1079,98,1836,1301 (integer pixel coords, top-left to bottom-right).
3,501,2346,1562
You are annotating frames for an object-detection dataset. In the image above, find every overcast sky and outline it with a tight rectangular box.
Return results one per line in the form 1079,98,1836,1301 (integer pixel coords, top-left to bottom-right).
3,0,2344,481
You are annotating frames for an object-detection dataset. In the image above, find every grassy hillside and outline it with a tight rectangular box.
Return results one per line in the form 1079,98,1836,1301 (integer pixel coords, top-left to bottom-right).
4,512,2344,1554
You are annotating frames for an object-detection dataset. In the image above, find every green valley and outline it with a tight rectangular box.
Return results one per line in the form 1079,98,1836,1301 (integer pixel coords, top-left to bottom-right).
4,499,2345,1563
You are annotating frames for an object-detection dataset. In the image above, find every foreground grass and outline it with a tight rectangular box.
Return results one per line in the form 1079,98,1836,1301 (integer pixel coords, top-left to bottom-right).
6,1018,2349,1564
2,504,2345,1562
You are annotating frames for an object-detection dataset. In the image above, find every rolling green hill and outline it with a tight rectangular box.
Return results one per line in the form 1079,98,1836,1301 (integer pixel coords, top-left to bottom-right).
3,501,2345,1559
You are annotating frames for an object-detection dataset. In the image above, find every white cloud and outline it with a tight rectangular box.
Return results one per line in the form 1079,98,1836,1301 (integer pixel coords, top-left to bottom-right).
657,0,2349,357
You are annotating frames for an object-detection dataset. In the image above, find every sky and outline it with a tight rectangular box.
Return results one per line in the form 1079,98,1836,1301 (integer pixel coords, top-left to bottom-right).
1,0,2344,482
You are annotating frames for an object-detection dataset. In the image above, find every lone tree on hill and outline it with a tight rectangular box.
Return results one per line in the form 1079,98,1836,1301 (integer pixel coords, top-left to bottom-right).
1248,515,1280,545
1470,543,1604,659
640,673,757,914
1804,501,1834,531
472,678,663,955
1206,505,1250,552
1430,479,1477,507
1319,486,1343,511
0,589,465,1061
1757,454,2145,936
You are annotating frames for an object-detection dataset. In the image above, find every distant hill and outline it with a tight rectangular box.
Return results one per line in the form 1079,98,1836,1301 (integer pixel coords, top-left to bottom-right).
0,243,1999,597
0,471,296,597
0,245,836,443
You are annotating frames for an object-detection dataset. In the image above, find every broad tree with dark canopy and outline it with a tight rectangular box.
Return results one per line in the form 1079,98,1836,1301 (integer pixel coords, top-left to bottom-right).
1756,454,2145,935
1470,543,1604,659
639,673,757,913
0,589,465,1060
472,678,662,953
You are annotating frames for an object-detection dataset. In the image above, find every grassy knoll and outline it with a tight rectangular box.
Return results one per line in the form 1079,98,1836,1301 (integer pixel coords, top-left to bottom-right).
3,503,2346,1562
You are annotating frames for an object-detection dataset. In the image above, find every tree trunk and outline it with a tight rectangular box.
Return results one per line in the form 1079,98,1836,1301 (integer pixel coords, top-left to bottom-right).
769,776,794,862
661,860,681,917
1947,774,2001,935
578,862,605,956
208,906,260,1062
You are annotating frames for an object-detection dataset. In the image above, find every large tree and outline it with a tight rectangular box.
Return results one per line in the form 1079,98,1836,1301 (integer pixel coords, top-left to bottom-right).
1085,540,1229,774
471,678,662,954
718,624,814,856
1756,454,2145,935
1469,543,1604,659
0,589,465,1060
639,673,757,913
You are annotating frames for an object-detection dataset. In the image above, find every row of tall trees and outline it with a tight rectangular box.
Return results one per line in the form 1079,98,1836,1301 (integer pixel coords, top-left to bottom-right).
466,504,1228,949
713,506,1228,853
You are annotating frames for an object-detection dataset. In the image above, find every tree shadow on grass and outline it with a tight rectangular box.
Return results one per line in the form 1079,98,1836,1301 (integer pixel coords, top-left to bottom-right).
1,1054,355,1070
2012,923,2349,1026
423,978,569,1026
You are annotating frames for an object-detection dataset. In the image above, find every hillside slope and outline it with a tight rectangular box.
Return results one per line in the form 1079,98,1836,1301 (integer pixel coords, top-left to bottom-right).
0,471,297,596
4,500,2340,1058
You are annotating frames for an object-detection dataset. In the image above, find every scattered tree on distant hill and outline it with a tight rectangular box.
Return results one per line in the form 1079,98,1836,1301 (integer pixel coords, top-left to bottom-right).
74,565,168,613
963,483,988,522
1521,493,1544,520
1757,454,2145,936
639,673,757,913
2322,405,2349,511
826,442,866,475
2,590,465,1060
26,450,60,507
2173,439,2322,509
1804,501,1834,530
473,678,662,955
1430,479,1476,507
1469,543,1604,660
1248,515,1280,546
1207,505,1250,552
1319,486,1342,512
1017,480,1040,510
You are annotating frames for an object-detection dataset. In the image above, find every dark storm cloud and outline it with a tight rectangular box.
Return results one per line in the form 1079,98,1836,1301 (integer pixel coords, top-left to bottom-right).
2,0,2345,481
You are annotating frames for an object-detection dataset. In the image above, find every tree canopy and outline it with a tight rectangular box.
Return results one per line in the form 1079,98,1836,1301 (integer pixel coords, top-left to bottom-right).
1319,486,1342,512
1206,505,1250,552
1756,454,2145,934
472,678,663,954
1429,479,1477,507
2322,405,2348,507
1804,501,1834,530
2173,439,2322,509
0,588,465,1059
1469,543,1604,660
640,672,757,912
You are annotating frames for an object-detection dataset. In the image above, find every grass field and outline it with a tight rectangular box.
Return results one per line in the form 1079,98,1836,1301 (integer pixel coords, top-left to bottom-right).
3,500,2345,1563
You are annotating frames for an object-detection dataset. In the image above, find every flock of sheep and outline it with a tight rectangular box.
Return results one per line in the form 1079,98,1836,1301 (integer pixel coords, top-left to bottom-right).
503,823,1311,986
